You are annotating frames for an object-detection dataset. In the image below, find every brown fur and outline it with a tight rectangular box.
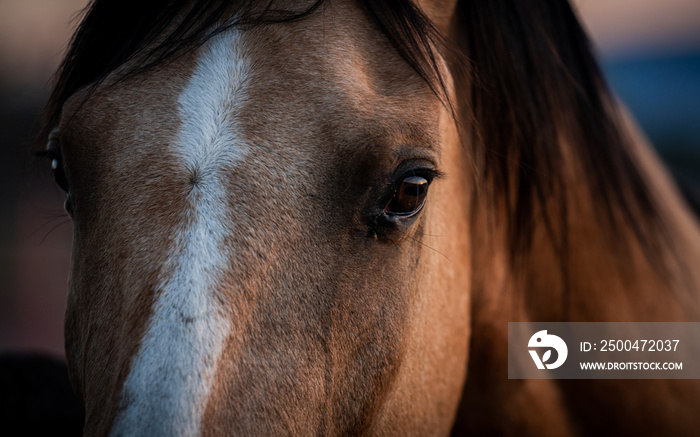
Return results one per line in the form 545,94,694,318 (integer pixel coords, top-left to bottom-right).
41,0,700,435
56,1,470,435
59,53,197,434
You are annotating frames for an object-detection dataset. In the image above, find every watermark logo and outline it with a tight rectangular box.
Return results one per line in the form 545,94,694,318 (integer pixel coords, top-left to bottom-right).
510,323,697,379
528,330,568,369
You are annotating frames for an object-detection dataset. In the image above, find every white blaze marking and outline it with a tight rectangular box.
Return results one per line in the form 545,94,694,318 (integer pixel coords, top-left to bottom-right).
110,31,249,436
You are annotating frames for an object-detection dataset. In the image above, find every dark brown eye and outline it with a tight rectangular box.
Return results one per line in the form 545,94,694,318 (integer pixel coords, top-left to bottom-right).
49,151,70,193
384,175,429,217
36,139,70,193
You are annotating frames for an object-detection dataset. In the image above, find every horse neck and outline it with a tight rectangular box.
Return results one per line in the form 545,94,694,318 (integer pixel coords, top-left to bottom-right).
471,106,700,325
453,106,700,436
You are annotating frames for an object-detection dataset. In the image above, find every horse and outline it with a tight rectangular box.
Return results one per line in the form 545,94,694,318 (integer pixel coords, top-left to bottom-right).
36,0,700,435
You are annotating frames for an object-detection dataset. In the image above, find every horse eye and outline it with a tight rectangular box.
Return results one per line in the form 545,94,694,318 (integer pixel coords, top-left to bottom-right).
384,175,430,217
42,131,70,193
44,150,70,193
52,158,70,193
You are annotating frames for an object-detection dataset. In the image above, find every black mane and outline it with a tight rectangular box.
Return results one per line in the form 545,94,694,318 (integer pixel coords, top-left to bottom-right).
454,1,662,261
40,0,663,263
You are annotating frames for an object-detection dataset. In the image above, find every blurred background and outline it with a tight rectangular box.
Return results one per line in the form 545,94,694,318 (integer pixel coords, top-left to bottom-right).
0,0,699,358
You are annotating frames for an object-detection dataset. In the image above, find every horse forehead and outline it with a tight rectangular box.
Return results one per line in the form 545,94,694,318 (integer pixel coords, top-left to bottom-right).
241,11,432,112
60,2,439,166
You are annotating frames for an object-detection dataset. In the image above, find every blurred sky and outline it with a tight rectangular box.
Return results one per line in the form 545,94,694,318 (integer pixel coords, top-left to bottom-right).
574,0,700,56
0,0,699,357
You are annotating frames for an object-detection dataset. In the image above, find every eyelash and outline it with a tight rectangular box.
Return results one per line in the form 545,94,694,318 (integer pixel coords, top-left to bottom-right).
384,167,442,202
390,168,442,187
